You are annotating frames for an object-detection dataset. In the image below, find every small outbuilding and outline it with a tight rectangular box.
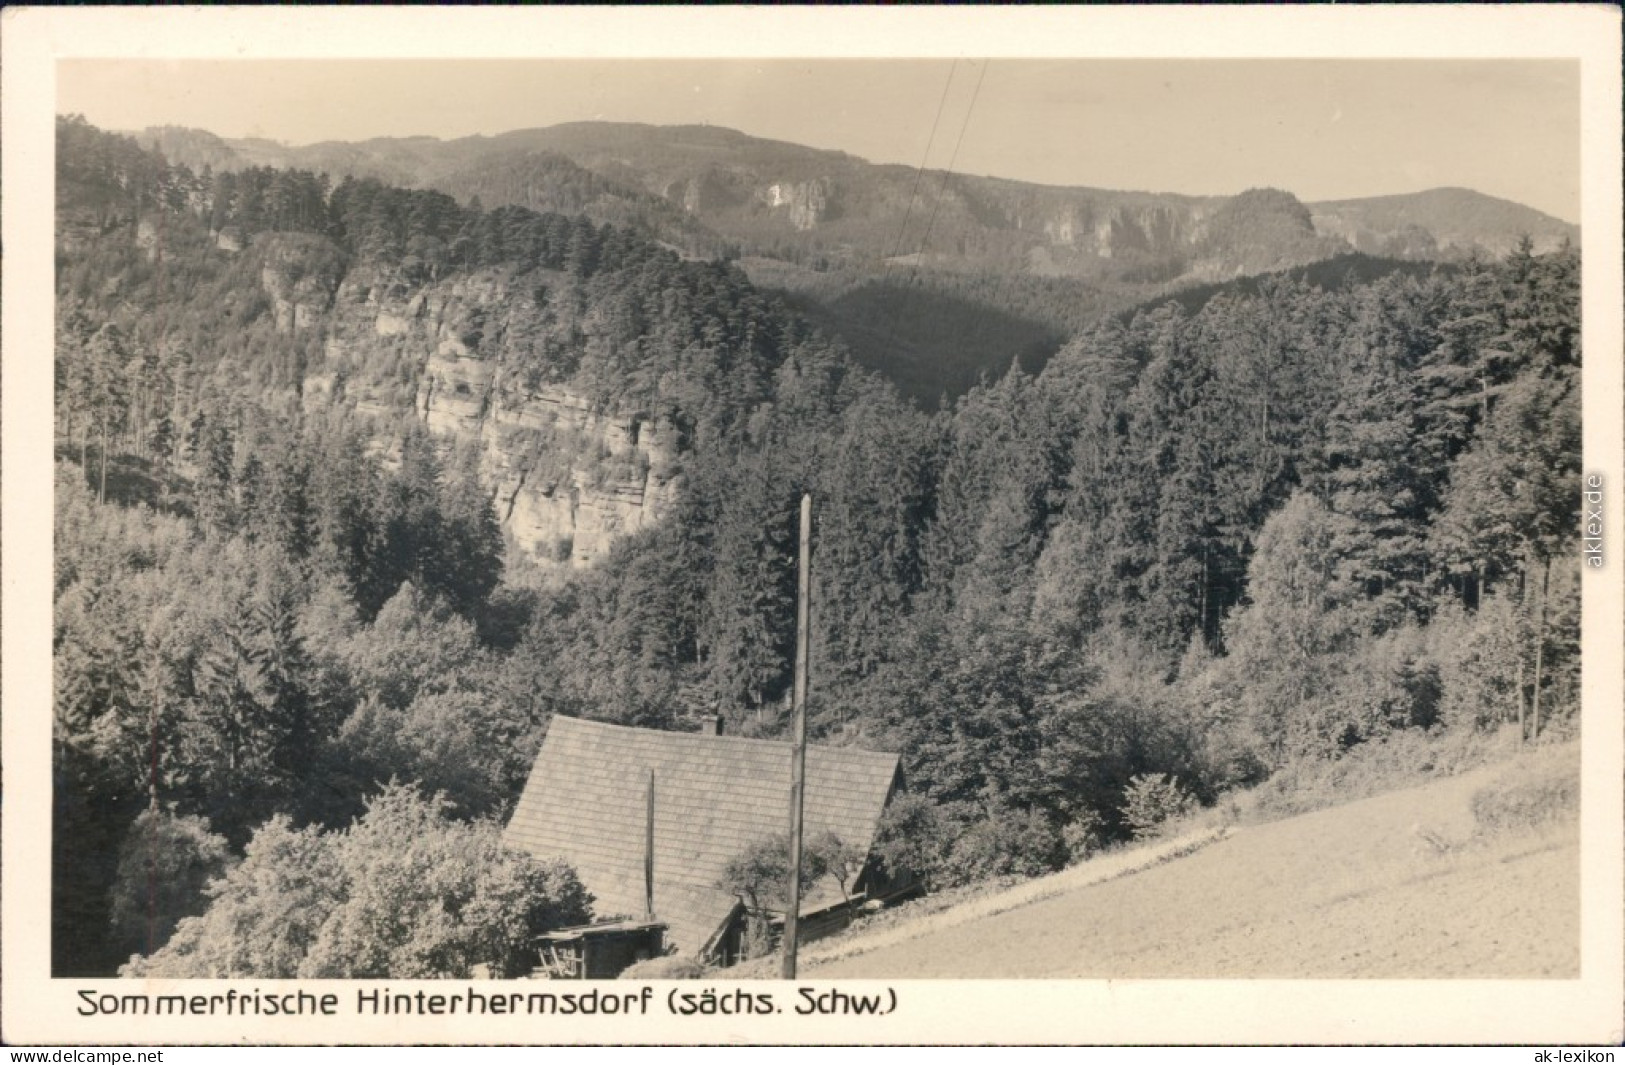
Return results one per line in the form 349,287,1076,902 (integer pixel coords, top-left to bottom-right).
504,715,909,968
533,917,668,979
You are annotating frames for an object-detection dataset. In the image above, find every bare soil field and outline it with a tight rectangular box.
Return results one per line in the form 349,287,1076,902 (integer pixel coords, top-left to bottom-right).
811,753,1579,979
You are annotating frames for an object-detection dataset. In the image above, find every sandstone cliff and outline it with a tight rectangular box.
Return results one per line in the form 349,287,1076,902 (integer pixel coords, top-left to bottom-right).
259,233,346,334
762,178,835,230
270,248,682,569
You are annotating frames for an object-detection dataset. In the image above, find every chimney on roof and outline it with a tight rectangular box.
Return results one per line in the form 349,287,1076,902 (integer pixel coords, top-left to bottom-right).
707,713,725,737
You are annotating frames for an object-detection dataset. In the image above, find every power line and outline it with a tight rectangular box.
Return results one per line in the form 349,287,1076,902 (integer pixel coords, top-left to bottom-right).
913,57,988,272
877,60,959,293
877,59,991,401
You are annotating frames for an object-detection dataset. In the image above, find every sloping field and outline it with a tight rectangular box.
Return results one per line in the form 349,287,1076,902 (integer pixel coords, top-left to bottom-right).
812,754,1579,979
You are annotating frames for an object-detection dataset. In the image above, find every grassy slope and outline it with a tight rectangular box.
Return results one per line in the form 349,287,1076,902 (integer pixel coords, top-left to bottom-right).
808,746,1579,979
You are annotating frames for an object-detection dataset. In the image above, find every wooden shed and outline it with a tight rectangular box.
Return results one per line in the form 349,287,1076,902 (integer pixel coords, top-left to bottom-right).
504,715,909,967
534,917,667,979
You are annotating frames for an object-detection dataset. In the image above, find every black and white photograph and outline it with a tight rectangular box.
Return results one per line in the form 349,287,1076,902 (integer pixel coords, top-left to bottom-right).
4,5,1621,1047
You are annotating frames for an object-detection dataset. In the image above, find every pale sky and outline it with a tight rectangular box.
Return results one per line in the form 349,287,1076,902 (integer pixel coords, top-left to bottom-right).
58,59,1581,223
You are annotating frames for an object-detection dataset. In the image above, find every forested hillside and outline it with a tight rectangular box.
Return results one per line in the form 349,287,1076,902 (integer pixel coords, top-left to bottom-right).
135,120,1579,275
54,116,1581,976
132,120,1580,408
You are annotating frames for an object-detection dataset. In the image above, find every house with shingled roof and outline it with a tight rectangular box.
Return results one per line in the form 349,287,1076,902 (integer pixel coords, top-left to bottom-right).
504,715,909,964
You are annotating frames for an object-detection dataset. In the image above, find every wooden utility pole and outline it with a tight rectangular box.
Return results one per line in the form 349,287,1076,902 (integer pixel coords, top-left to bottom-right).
1531,556,1551,741
644,768,656,920
783,493,812,979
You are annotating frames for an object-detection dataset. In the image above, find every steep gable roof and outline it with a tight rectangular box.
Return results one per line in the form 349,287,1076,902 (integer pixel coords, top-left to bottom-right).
504,716,901,957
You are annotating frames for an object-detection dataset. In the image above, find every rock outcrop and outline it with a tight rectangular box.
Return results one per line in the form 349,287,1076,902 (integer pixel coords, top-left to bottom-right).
476,383,682,567
669,168,745,215
1035,201,1202,259
259,234,345,334
309,263,681,569
762,179,834,230
135,219,161,262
